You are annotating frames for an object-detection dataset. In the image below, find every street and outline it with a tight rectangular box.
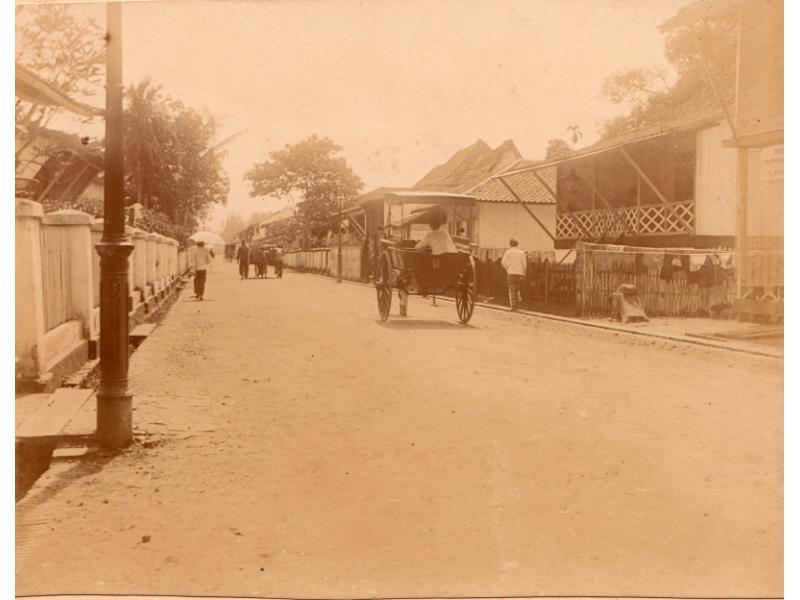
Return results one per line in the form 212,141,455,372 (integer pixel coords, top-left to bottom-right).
16,262,783,598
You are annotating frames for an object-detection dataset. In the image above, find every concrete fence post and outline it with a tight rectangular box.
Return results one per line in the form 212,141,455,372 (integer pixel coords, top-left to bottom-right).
169,239,178,279
145,232,158,297
125,225,135,310
15,199,47,380
41,209,95,339
154,235,163,290
131,229,148,302
159,236,169,288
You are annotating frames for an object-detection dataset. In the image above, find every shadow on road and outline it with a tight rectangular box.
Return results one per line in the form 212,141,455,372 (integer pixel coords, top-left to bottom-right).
376,319,473,330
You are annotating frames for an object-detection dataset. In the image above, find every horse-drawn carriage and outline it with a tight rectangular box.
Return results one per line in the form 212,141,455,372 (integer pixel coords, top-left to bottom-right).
373,192,477,324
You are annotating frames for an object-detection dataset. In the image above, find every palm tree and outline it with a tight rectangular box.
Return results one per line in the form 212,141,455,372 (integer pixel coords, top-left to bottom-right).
125,78,168,210
566,125,583,147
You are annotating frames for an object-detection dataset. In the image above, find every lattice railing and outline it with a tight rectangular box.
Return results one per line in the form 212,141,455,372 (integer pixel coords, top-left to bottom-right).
556,201,694,239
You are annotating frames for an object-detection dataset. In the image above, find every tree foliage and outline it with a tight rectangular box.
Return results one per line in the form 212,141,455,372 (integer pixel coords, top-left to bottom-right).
544,138,574,160
245,135,364,245
15,3,105,130
123,79,230,231
602,67,671,106
15,4,105,176
598,0,738,140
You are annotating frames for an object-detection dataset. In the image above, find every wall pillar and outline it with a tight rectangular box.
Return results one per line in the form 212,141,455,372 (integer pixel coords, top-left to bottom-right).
15,199,47,379
131,228,147,302
145,233,158,296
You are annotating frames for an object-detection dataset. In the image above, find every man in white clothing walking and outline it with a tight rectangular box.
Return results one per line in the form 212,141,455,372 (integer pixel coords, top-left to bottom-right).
189,240,214,300
501,238,526,311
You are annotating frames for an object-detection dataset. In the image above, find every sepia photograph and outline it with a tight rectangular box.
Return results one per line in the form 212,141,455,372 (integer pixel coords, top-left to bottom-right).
12,0,784,598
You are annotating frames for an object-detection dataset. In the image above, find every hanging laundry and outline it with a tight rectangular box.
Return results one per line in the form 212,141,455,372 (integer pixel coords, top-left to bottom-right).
689,254,706,272
661,253,677,281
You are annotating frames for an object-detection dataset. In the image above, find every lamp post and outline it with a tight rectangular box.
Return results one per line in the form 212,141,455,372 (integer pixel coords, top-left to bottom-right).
95,0,134,449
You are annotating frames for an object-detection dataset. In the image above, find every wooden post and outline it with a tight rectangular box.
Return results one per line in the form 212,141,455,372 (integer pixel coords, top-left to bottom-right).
336,197,343,283
544,260,550,304
735,147,749,314
636,174,641,235
619,146,692,231
497,177,555,241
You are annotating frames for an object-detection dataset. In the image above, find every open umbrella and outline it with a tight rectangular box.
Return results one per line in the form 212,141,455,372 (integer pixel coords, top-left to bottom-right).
189,231,225,246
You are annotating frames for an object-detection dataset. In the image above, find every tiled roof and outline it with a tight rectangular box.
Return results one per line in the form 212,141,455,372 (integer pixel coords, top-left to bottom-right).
468,166,556,205
258,206,294,226
356,186,408,207
412,139,523,193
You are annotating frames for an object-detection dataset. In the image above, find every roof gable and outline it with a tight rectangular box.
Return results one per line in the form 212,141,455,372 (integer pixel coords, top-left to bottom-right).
412,139,523,193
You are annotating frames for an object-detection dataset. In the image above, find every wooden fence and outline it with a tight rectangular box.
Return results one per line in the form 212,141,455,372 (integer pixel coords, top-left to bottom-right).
575,242,736,318
40,226,73,330
476,258,576,313
284,247,364,282
284,242,736,320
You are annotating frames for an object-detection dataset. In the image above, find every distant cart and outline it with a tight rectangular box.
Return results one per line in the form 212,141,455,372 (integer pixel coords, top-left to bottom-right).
374,191,477,324
250,243,284,278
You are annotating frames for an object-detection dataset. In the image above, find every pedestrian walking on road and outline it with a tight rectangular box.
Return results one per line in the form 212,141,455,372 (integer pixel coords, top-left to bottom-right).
190,240,214,300
237,240,250,280
501,238,526,311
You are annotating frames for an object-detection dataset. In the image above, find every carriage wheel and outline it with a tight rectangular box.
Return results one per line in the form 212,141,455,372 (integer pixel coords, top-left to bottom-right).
376,252,392,321
455,255,477,324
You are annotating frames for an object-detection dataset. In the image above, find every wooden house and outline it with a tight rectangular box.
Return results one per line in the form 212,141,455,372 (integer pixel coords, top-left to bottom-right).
466,164,558,258
495,108,741,255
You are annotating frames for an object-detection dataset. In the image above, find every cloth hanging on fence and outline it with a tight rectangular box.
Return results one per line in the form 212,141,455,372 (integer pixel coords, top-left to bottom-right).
661,254,678,281
635,251,664,274
689,254,706,272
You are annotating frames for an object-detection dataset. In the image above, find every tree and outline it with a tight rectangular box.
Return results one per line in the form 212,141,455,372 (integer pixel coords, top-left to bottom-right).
598,0,738,139
545,138,574,160
566,125,583,146
123,79,230,232
15,3,105,173
245,136,364,247
601,67,671,106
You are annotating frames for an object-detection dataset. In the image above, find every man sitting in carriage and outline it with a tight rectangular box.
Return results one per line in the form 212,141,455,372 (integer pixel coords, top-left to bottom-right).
414,207,456,255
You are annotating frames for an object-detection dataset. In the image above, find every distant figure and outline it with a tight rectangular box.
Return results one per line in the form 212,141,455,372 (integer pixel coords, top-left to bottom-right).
415,208,456,255
274,246,284,278
190,240,214,300
127,202,143,227
501,238,526,312
237,241,250,280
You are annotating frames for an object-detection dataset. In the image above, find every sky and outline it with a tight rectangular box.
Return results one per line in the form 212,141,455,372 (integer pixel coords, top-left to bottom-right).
24,0,692,229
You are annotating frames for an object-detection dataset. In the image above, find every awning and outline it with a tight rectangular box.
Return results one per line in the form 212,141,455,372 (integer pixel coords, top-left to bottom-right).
16,63,103,118
383,190,477,206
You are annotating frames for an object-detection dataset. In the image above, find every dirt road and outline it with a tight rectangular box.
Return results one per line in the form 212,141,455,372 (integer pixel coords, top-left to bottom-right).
16,262,783,598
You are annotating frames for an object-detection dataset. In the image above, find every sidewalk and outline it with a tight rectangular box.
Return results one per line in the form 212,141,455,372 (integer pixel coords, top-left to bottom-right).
16,262,783,598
